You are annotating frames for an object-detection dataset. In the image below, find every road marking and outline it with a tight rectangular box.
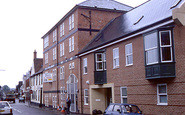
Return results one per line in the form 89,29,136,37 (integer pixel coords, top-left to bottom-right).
13,108,22,113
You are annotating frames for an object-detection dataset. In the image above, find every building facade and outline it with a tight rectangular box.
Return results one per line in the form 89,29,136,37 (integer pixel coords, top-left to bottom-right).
41,0,132,113
30,50,43,106
78,0,185,114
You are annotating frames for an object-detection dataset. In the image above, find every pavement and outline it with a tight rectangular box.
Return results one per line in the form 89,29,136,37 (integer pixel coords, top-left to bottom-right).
24,101,84,115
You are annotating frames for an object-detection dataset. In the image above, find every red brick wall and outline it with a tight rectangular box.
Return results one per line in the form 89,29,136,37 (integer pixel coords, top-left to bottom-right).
80,24,185,114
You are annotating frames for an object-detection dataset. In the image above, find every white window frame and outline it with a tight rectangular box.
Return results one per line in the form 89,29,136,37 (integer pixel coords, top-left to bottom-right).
120,87,127,104
69,63,72,69
53,29,57,42
53,47,57,60
72,36,74,51
159,30,173,63
60,23,64,37
96,53,103,71
72,62,75,69
125,43,133,66
45,53,48,64
83,58,87,74
60,42,64,57
84,89,88,105
144,32,158,65
157,84,168,105
60,66,65,80
69,14,74,30
44,36,49,48
113,47,119,69
69,38,71,52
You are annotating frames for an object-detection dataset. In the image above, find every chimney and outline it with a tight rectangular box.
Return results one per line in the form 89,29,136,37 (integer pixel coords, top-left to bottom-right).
34,50,37,59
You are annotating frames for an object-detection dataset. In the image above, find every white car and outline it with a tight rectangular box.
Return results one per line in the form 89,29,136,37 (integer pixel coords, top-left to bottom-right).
0,101,13,115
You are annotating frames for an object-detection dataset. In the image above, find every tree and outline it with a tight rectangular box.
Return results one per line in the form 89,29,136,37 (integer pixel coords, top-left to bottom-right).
2,85,10,94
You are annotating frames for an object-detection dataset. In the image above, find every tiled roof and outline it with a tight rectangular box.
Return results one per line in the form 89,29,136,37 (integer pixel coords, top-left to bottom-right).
34,58,43,73
79,0,184,55
78,0,132,11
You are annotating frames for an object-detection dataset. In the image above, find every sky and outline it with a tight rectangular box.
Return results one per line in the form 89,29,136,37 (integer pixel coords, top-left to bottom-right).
0,0,147,88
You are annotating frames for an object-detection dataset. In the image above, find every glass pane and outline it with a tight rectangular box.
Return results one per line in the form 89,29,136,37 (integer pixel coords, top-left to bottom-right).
116,58,119,66
122,88,127,96
144,32,158,50
146,48,158,64
96,54,102,61
113,105,120,111
97,62,103,70
161,47,172,61
123,98,127,103
85,90,88,96
107,105,114,111
104,62,106,70
160,95,167,103
159,85,166,93
127,55,133,65
85,97,88,103
71,84,74,93
160,31,171,46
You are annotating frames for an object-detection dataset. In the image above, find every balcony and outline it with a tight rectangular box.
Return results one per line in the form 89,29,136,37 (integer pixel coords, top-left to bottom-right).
94,71,107,85
145,62,176,79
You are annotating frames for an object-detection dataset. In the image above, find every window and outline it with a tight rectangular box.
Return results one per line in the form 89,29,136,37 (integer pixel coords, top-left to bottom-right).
69,38,71,52
72,62,75,69
144,30,173,65
53,69,57,81
53,47,57,60
95,53,106,71
84,89,88,105
125,43,133,66
69,36,74,52
45,53,48,64
52,95,57,108
157,84,167,105
60,42,64,57
72,36,74,51
96,53,103,71
60,23,64,37
113,48,119,68
53,29,57,42
60,66,65,80
83,58,87,74
45,95,49,107
69,14,74,30
44,36,49,48
144,32,158,65
159,30,173,62
69,63,72,69
121,87,127,103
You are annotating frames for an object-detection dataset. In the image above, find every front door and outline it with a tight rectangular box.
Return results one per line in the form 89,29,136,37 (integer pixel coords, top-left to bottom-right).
67,74,78,112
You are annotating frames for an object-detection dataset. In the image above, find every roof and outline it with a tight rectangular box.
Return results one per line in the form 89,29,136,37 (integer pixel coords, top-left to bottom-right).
77,0,132,11
42,0,133,39
78,0,184,55
33,58,43,76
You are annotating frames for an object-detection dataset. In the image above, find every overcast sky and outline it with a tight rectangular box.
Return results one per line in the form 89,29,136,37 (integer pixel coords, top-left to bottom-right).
0,0,147,88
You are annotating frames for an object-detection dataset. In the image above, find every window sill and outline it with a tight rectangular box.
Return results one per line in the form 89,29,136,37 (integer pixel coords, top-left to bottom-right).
113,66,119,69
83,73,88,75
126,64,133,67
157,103,168,106
84,104,88,106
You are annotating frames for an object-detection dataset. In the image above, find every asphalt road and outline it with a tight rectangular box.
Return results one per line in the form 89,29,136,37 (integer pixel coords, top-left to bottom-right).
10,99,61,115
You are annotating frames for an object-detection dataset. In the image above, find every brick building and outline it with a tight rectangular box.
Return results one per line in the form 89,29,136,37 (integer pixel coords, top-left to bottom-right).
41,0,132,113
78,0,185,114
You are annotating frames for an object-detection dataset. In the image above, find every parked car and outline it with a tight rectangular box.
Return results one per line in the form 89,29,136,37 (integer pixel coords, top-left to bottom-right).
19,96,25,103
0,101,13,115
104,103,143,115
4,94,15,103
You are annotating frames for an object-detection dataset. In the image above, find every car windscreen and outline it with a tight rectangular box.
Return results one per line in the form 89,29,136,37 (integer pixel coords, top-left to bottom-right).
122,105,140,113
0,102,9,108
6,95,15,98
106,104,114,111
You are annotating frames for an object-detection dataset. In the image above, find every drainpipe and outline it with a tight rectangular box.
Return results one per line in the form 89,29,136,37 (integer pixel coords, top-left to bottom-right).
79,57,83,114
56,26,59,107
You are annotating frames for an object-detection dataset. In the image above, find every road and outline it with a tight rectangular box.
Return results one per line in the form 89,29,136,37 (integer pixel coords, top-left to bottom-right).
10,99,61,115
